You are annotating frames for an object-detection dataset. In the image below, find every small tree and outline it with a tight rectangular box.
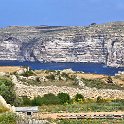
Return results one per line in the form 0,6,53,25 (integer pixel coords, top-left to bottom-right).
22,96,31,106
57,93,71,104
31,96,42,106
75,93,84,102
42,93,60,105
96,96,104,103
0,79,16,105
90,23,96,26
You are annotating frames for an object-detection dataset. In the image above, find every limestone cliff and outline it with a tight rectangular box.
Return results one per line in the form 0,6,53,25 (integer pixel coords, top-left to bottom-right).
0,22,124,67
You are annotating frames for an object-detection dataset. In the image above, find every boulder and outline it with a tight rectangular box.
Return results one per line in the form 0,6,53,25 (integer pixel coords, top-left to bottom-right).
16,68,28,75
60,69,74,74
0,72,6,76
11,75,18,84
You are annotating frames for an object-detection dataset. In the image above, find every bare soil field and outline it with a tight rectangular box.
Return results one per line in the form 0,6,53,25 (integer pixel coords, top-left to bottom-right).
0,66,22,73
75,73,107,79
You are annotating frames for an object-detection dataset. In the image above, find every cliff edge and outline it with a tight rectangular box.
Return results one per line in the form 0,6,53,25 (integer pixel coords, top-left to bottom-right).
0,22,124,67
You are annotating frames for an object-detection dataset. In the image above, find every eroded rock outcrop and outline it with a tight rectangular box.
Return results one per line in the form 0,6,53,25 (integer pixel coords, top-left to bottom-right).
0,22,124,67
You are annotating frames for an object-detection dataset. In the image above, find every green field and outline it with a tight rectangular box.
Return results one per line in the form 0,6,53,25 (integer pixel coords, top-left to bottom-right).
55,119,124,124
0,113,16,124
40,101,124,113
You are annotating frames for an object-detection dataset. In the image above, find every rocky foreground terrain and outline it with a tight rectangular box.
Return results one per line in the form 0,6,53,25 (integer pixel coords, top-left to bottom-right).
0,22,124,67
8,68,124,99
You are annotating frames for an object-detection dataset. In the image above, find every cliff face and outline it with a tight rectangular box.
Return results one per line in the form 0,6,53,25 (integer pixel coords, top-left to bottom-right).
0,22,124,67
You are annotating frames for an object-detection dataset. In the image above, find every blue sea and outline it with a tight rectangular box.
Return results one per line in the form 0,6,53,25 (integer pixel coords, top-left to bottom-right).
0,61,124,76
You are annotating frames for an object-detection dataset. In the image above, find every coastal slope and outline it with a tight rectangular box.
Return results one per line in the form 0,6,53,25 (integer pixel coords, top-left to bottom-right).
0,22,124,67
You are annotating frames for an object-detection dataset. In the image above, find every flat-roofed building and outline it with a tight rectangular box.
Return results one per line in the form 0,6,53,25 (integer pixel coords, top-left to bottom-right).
15,106,38,116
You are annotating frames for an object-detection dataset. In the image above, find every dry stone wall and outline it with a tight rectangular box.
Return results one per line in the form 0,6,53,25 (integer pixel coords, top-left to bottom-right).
15,82,124,99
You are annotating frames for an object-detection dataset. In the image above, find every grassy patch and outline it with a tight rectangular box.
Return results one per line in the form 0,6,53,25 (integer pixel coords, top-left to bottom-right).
55,119,124,124
0,113,16,124
39,101,124,113
82,78,124,90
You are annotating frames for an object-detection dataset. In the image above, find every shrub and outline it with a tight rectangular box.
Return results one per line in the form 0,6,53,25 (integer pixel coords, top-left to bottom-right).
41,93,60,105
96,96,104,103
74,93,84,102
22,96,31,106
46,74,55,80
31,96,42,106
107,76,113,84
31,93,60,106
13,97,23,107
0,78,16,105
82,78,123,90
21,70,34,77
0,113,16,124
57,93,71,104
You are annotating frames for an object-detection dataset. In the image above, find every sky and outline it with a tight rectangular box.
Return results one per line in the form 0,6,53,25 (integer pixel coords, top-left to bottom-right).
0,0,124,27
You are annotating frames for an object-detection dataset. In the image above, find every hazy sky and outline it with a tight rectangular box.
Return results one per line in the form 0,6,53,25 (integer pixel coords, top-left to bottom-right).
0,0,124,27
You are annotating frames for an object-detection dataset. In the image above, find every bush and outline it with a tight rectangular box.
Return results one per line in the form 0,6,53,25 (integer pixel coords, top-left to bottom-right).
41,93,60,105
107,76,113,84
57,93,71,104
0,113,16,124
46,74,55,80
13,97,23,107
82,78,123,90
74,93,84,102
96,96,104,103
22,96,31,106
0,78,16,105
31,93,60,106
112,99,124,105
31,96,42,106
21,70,34,77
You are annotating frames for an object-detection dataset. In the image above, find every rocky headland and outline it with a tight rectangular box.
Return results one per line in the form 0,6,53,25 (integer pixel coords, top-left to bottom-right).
0,22,124,67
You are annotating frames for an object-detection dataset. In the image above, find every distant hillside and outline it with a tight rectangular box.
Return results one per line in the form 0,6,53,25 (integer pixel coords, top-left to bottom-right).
0,22,124,67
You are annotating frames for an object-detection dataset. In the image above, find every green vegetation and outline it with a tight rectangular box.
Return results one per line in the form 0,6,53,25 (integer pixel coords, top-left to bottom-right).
0,77,22,106
21,93,124,112
0,113,16,124
40,100,124,113
82,78,124,90
0,78,16,105
38,95,124,113
57,93,71,104
74,93,84,102
22,93,71,106
96,96,104,103
21,70,34,77
22,96,32,106
55,119,124,124
46,74,55,80
32,93,60,106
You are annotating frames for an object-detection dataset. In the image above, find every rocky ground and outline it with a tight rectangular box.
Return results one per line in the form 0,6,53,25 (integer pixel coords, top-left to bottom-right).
0,66,123,99
8,68,124,99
